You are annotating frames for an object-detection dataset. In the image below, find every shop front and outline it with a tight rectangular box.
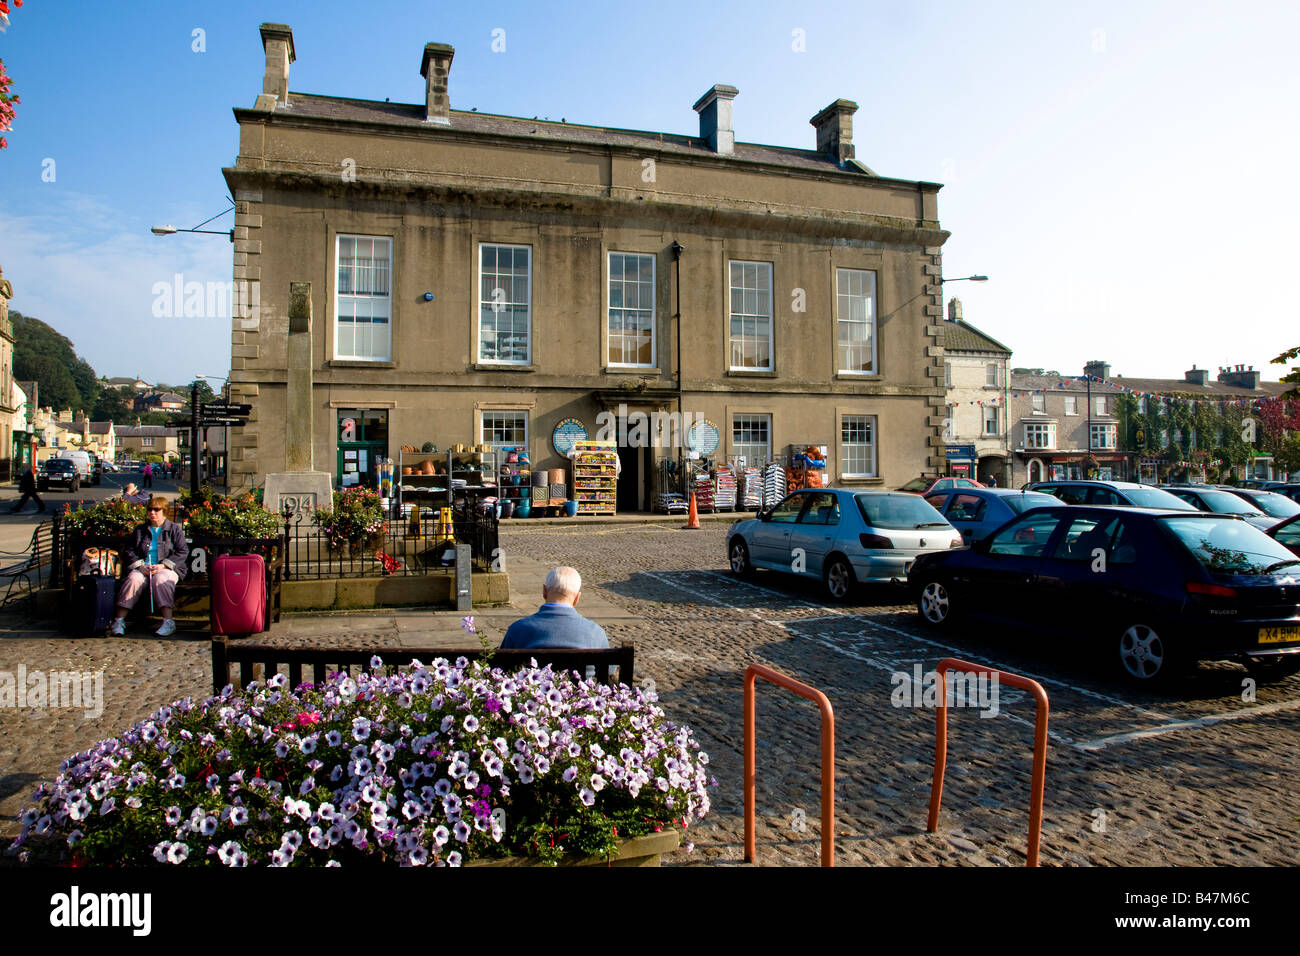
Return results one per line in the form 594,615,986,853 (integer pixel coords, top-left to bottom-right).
335,409,389,489
1018,450,1130,482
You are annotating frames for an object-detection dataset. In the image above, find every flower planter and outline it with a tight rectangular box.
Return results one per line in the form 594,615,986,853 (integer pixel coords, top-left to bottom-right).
469,829,681,867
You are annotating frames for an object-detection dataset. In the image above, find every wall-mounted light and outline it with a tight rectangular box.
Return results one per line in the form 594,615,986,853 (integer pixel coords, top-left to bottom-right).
423,292,435,301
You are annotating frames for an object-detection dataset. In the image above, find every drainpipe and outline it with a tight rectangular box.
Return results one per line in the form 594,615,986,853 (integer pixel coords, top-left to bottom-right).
671,240,685,495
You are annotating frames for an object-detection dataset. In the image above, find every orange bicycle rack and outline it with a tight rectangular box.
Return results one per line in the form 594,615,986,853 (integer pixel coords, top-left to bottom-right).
744,664,835,867
927,657,1050,866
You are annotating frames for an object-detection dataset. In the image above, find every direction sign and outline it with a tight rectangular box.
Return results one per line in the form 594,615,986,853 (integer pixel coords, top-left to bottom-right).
200,418,249,427
202,403,252,416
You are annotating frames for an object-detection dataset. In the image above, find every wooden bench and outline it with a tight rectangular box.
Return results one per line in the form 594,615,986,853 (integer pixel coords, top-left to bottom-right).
0,525,52,607
211,636,634,694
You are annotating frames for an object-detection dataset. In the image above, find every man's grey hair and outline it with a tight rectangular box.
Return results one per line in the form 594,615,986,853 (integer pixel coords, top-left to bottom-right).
544,566,582,601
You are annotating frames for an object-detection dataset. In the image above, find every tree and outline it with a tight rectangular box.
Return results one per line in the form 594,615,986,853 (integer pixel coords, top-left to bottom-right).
1272,345,1300,400
187,378,217,407
92,386,133,423
11,310,101,413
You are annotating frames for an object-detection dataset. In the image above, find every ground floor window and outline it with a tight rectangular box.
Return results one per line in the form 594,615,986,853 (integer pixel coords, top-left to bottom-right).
336,409,388,489
732,414,771,466
482,410,528,455
840,415,876,477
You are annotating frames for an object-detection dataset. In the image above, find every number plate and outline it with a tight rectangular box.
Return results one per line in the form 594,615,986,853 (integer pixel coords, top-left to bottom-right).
1258,625,1300,645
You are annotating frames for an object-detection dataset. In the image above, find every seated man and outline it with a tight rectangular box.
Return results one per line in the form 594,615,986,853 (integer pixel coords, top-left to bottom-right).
501,566,609,650
110,495,189,637
119,482,151,506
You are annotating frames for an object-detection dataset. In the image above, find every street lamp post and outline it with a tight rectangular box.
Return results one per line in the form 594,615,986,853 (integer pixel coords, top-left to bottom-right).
151,204,235,242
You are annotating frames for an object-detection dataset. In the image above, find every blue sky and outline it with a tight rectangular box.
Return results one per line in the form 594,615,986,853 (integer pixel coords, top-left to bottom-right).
1,0,1297,386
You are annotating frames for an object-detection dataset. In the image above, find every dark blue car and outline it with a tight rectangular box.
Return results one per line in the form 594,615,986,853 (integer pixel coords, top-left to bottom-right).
908,505,1300,684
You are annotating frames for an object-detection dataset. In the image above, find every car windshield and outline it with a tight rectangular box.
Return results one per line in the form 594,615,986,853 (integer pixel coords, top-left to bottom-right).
1192,489,1266,516
856,493,948,529
1003,492,1060,514
1243,491,1300,519
1162,517,1300,575
1123,487,1198,509
897,477,932,493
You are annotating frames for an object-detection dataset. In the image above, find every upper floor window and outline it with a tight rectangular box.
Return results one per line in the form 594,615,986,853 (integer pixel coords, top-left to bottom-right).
944,362,952,387
608,253,655,367
982,406,999,436
142,437,154,448
1095,396,1107,416
836,268,876,374
479,244,531,364
729,261,772,371
1032,393,1046,413
1064,396,1078,416
335,236,392,361
1024,422,1055,449
1090,423,1117,449
986,363,999,386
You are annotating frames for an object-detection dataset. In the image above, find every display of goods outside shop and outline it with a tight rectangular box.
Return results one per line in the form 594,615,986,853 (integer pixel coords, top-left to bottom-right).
570,440,617,516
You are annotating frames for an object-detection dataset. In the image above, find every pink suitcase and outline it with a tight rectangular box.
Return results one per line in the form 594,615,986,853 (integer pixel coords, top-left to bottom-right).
211,553,267,636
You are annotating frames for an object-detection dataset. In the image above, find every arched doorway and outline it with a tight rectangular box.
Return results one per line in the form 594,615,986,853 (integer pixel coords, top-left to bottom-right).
1026,458,1045,485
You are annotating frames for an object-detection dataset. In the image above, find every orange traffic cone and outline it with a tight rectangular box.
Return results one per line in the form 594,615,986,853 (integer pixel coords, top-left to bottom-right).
683,491,701,529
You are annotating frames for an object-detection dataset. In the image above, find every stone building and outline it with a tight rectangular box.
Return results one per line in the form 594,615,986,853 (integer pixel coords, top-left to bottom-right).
941,298,1012,486
222,23,952,508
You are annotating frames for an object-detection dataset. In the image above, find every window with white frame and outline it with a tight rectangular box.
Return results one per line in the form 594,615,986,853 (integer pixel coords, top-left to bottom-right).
982,406,999,436
479,244,532,364
841,415,876,477
1064,396,1078,416
1023,422,1055,449
986,363,999,386
1090,423,1117,449
836,269,876,373
142,437,154,448
729,261,772,371
335,235,392,361
1032,393,1045,413
608,253,655,367
481,410,528,455
1095,396,1107,416
732,414,771,464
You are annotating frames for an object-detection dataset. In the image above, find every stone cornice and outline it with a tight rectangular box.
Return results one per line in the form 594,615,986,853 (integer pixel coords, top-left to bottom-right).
222,166,949,248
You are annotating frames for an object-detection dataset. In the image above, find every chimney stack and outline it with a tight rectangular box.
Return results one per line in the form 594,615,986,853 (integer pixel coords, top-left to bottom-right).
420,43,455,124
693,85,739,155
1184,365,1209,385
1083,360,1111,382
948,297,963,322
810,99,858,164
259,23,295,108
1217,364,1261,389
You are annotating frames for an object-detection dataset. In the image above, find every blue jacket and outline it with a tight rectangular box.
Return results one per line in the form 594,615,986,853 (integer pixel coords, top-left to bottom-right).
501,604,609,650
125,520,189,581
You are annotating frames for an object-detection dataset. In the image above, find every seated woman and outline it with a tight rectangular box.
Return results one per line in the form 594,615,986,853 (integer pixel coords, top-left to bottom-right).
110,495,189,636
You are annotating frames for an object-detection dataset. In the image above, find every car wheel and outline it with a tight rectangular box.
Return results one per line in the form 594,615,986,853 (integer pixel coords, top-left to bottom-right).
917,579,955,627
823,556,856,602
1117,622,1182,684
1246,655,1300,683
729,539,754,577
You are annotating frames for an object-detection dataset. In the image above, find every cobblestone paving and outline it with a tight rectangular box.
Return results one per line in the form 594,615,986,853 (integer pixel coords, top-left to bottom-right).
499,522,1300,867
3,520,1298,868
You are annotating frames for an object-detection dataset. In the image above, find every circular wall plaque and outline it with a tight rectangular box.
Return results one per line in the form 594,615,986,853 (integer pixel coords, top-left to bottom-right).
687,419,720,455
552,418,588,455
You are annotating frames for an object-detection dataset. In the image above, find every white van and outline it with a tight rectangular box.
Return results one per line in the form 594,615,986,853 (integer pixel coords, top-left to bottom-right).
59,450,93,482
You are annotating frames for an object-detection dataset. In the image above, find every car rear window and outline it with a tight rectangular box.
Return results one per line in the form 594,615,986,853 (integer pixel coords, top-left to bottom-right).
1242,491,1300,519
855,494,948,530
1121,487,1198,510
1191,489,1266,516
1162,517,1300,575
1004,492,1060,514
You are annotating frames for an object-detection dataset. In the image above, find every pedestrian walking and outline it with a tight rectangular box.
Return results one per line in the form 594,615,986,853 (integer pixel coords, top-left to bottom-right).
142,461,153,488
9,464,46,513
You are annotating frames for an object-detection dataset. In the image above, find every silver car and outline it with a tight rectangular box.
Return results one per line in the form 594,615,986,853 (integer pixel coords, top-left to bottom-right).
728,488,962,600
922,488,1061,544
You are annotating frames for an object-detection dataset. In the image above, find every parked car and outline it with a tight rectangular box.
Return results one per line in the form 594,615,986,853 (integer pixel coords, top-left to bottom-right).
922,487,1060,545
1259,484,1300,505
1218,487,1300,521
37,458,80,492
1028,479,1198,511
728,488,962,600
908,505,1300,684
1160,485,1275,530
897,475,985,495
1269,514,1300,557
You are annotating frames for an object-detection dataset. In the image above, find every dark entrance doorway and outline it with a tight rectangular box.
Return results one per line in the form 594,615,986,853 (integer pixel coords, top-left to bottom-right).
617,442,641,513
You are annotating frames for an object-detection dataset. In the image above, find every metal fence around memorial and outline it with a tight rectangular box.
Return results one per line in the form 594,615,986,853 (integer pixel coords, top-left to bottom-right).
53,504,499,584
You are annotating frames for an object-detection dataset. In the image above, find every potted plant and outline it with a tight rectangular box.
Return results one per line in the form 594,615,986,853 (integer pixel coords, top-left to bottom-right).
8,656,713,866
313,487,385,554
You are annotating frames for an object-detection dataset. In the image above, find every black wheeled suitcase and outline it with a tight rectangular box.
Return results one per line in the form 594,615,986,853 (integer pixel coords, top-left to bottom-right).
74,574,118,637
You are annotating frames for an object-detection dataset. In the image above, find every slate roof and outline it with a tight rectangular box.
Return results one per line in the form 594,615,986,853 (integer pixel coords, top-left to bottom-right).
1107,375,1289,399
942,319,1011,355
271,93,882,179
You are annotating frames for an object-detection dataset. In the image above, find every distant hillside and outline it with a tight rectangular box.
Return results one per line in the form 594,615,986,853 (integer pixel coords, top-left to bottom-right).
10,310,100,414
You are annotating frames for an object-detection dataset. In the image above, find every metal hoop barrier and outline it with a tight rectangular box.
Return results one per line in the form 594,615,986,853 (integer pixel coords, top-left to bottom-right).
744,664,835,867
927,657,1050,866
